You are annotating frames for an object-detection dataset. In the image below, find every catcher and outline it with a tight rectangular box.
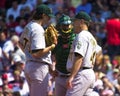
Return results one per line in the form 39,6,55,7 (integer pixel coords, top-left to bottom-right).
19,4,57,96
52,14,76,96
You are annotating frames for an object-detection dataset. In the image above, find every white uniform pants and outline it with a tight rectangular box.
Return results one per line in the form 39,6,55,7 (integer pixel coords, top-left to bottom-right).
25,61,49,96
66,69,95,96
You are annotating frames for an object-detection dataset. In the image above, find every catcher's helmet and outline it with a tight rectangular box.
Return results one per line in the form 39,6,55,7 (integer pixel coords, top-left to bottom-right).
58,14,72,25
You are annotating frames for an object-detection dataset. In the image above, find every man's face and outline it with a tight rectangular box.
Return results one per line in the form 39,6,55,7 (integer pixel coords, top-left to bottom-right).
12,1,18,9
0,32,6,41
61,24,72,31
73,19,81,34
82,0,88,5
42,14,51,25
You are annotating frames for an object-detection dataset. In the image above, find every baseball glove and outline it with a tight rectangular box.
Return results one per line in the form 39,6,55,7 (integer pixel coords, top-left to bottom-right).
45,24,58,46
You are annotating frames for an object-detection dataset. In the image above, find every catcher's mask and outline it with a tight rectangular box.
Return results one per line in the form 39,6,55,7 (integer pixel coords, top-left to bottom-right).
58,14,72,33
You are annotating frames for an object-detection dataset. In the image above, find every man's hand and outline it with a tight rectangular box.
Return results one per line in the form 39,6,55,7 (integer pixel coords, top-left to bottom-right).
66,76,74,89
49,70,58,81
51,70,58,78
66,54,82,89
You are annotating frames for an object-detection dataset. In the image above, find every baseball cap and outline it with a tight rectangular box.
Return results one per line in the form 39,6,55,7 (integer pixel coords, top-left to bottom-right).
58,14,72,25
36,4,54,17
113,68,119,73
75,11,91,22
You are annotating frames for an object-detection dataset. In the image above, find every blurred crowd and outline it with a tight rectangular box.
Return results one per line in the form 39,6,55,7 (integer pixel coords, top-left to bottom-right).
0,0,120,96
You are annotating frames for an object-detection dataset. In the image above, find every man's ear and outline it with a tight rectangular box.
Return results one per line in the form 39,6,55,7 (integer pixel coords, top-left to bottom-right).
81,19,90,26
42,13,46,18
80,19,85,24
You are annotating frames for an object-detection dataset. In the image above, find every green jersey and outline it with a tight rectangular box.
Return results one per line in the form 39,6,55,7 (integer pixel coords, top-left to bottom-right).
53,30,76,74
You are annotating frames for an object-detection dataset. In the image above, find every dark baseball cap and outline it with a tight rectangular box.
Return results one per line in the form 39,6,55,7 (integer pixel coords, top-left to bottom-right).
58,14,72,25
75,11,91,22
36,4,54,17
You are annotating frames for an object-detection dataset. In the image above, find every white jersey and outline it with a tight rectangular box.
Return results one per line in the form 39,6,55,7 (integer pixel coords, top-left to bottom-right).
0,47,3,71
20,21,52,64
67,30,97,72
2,40,14,53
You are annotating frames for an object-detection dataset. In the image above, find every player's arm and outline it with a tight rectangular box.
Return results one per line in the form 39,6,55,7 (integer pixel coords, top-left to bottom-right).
30,26,57,58
69,53,83,78
66,53,83,89
48,54,57,78
51,53,56,70
31,44,55,58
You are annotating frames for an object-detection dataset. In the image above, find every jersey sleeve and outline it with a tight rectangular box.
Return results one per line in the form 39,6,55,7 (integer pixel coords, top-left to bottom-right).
96,45,102,54
31,27,46,50
74,36,88,57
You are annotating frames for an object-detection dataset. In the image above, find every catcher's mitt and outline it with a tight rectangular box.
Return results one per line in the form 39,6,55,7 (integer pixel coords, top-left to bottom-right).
45,24,58,46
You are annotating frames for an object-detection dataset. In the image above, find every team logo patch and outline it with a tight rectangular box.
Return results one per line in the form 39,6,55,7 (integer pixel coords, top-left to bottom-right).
62,44,69,48
90,39,96,46
77,41,81,49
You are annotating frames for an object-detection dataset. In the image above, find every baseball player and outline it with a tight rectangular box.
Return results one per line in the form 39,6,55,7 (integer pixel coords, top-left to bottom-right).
19,4,56,96
66,11,98,96
52,14,76,96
